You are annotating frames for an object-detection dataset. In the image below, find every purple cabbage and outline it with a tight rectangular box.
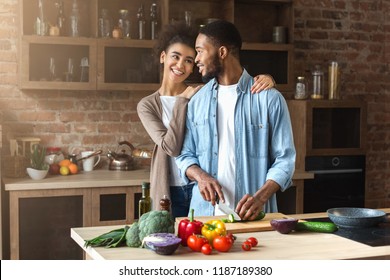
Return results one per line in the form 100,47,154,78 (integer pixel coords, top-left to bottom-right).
143,233,182,255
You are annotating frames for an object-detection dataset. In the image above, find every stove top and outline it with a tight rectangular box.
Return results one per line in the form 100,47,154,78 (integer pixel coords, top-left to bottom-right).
305,216,390,247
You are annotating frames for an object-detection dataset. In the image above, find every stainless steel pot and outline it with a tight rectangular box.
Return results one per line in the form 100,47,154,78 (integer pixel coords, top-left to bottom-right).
327,207,386,229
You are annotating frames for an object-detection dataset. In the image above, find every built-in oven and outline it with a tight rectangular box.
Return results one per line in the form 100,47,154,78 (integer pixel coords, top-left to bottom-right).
304,155,365,213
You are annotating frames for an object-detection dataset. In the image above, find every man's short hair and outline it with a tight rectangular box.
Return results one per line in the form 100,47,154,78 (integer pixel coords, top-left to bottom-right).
199,20,242,58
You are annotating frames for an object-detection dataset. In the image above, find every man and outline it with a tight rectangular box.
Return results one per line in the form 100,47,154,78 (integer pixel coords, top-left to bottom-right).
175,20,296,220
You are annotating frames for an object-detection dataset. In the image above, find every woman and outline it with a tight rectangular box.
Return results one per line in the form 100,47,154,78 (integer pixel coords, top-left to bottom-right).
137,23,275,219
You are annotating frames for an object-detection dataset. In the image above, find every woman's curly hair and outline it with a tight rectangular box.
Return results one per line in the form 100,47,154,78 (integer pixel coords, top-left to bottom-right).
154,22,197,61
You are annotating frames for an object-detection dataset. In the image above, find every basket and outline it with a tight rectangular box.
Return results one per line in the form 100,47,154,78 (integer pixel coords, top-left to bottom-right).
3,155,29,178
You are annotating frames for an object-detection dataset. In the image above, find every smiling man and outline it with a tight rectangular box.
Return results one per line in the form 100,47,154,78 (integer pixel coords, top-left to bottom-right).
175,20,296,220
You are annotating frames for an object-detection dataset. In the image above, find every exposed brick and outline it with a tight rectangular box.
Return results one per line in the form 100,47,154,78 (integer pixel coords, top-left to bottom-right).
18,111,57,122
59,112,86,122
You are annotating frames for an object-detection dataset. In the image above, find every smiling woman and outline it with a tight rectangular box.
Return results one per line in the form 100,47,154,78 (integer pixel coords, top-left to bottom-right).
137,22,200,219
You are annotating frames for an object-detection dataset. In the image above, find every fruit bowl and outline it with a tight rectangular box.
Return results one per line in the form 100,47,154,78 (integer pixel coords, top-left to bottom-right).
26,168,48,180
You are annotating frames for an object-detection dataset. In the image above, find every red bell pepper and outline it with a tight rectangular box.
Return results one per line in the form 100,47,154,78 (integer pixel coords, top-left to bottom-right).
177,209,203,246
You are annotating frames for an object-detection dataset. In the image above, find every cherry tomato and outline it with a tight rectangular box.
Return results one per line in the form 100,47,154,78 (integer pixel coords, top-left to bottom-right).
201,243,212,255
212,235,234,252
242,241,252,251
246,237,258,247
226,233,236,243
187,234,209,252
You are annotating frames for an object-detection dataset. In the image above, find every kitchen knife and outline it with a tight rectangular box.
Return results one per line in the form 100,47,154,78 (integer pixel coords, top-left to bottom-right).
216,198,241,221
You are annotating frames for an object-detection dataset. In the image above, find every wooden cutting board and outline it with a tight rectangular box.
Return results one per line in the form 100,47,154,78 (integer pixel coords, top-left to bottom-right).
177,213,290,234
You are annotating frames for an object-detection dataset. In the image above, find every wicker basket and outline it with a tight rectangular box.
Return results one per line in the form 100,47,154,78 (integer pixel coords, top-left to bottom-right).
3,155,29,178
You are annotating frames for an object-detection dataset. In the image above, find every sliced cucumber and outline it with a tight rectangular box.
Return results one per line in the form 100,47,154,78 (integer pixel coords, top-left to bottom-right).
295,221,338,233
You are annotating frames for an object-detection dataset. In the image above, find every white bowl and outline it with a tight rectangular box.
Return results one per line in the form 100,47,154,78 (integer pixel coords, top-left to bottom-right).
26,168,48,180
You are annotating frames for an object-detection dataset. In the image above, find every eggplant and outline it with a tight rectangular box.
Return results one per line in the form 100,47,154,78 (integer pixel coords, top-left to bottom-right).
143,233,182,255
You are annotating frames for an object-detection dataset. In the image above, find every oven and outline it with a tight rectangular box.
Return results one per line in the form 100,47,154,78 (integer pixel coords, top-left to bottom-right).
304,155,365,213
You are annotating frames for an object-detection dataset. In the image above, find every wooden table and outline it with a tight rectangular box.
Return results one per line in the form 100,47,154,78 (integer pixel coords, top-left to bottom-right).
3,169,150,259
71,210,390,260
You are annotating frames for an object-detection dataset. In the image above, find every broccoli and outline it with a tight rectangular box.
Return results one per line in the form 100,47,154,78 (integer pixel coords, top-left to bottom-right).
125,222,141,247
125,210,174,247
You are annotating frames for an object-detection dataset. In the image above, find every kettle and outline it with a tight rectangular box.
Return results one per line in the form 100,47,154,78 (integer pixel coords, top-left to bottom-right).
107,141,135,171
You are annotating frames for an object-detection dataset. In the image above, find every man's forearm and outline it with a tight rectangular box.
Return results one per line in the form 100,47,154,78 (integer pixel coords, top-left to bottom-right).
254,180,281,205
185,164,205,182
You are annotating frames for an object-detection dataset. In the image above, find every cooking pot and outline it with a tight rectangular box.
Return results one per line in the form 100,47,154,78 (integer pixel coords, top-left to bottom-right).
107,141,135,171
327,207,386,229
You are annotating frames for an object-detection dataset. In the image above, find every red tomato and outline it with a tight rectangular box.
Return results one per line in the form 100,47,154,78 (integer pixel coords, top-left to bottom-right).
212,235,233,252
242,241,252,251
187,235,209,252
246,237,258,247
226,233,236,243
201,243,212,255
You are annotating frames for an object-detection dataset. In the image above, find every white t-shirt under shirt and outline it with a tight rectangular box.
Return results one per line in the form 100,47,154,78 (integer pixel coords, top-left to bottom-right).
214,84,238,215
160,95,185,186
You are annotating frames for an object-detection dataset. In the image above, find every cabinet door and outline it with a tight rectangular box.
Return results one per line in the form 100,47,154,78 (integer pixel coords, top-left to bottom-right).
96,39,160,91
91,186,142,226
19,0,97,90
19,36,97,90
9,188,91,260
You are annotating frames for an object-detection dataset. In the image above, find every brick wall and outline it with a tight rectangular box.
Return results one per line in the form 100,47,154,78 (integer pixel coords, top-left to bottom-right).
0,0,389,207
293,0,390,208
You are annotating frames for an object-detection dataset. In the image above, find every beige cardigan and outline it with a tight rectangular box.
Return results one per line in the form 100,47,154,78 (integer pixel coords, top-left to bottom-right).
137,91,190,210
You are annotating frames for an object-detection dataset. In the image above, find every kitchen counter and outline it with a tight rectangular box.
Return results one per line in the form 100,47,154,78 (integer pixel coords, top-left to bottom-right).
71,209,390,260
3,169,151,191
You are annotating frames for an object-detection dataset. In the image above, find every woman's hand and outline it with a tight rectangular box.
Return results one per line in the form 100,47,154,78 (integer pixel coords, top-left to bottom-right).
179,85,203,99
251,74,276,93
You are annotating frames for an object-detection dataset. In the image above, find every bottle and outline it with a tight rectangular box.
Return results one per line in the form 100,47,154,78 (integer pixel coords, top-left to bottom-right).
98,9,112,38
159,195,171,212
118,9,131,39
139,182,151,217
294,76,308,100
328,61,340,99
150,3,158,40
137,4,146,40
311,65,324,99
69,0,80,37
56,1,66,36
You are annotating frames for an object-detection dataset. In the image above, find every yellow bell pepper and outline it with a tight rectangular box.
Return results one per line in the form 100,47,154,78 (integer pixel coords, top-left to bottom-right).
201,220,227,243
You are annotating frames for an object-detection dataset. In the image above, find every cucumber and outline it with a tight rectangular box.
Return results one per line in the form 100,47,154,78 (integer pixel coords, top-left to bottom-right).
295,221,338,233
222,211,266,223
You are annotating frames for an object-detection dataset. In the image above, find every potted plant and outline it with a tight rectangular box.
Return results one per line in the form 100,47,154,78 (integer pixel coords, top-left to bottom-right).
26,144,49,180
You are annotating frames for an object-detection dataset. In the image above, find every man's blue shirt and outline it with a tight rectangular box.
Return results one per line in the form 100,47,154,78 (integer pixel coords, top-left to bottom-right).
175,69,296,216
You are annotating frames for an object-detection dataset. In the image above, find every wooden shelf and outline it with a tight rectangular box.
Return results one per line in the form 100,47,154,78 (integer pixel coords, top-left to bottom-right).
19,0,294,92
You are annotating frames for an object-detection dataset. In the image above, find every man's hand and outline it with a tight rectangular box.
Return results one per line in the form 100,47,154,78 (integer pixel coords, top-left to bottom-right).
186,165,224,206
235,180,280,220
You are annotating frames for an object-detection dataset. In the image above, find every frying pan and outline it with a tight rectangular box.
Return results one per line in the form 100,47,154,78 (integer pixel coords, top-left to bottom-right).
327,207,386,229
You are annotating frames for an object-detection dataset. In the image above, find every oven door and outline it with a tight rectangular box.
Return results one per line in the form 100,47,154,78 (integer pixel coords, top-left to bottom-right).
304,155,365,213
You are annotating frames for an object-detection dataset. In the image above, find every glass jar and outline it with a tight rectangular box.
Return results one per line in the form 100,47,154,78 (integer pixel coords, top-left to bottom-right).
69,0,80,37
98,9,112,38
118,9,131,39
46,147,64,164
328,61,340,99
294,76,308,100
311,65,324,99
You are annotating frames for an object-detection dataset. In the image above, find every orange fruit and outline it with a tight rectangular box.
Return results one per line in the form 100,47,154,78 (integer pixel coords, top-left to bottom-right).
59,166,70,176
59,159,71,167
68,163,78,174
